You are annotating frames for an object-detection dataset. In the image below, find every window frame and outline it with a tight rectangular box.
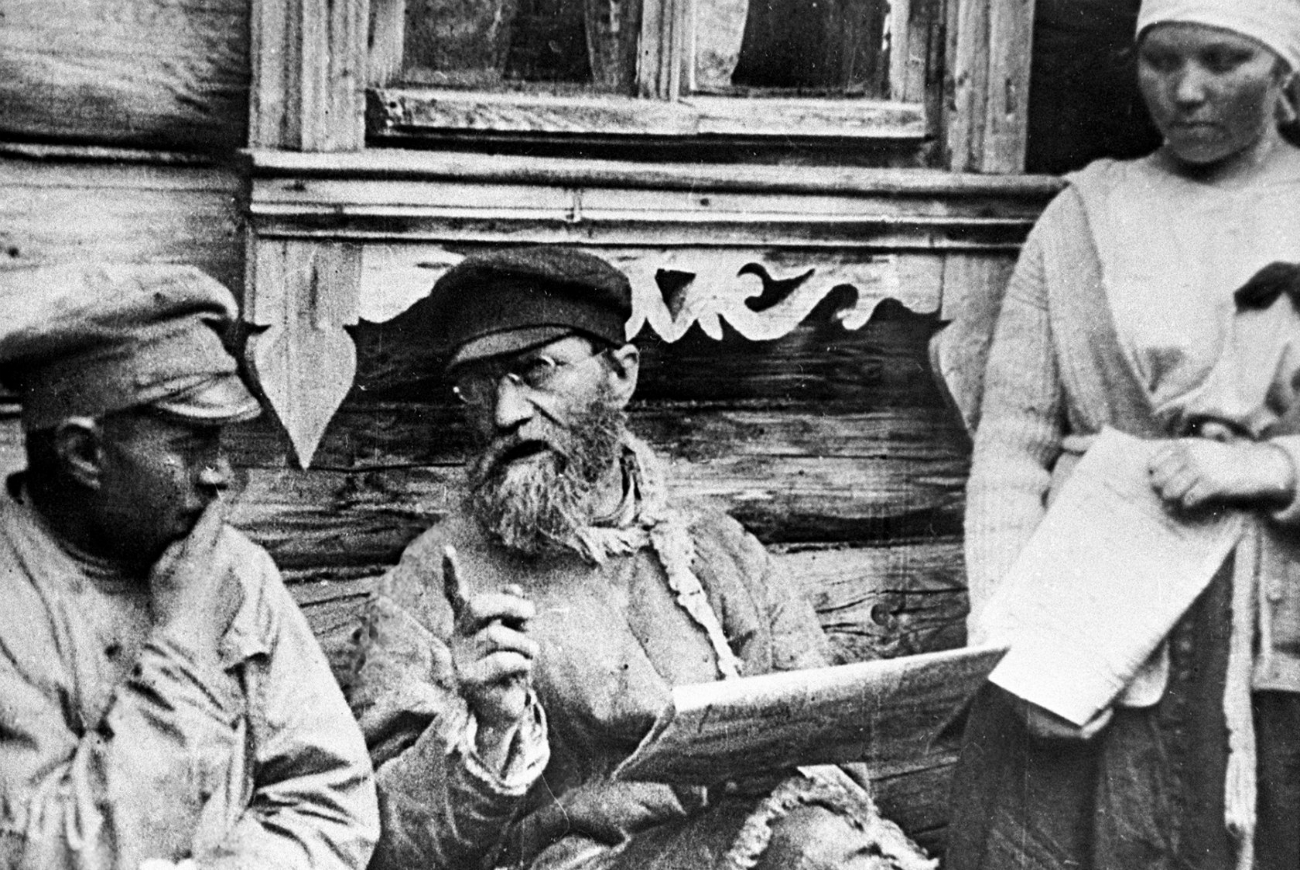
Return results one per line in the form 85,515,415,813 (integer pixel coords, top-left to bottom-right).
363,0,945,147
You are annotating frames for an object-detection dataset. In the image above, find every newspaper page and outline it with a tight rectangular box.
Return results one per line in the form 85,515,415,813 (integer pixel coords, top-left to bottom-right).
612,644,1005,785
983,426,1244,726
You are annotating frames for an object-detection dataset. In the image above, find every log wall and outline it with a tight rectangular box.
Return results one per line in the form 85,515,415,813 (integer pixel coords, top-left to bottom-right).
0,0,1075,851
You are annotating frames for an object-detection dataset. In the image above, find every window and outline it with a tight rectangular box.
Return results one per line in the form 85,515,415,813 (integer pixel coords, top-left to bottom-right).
367,0,942,146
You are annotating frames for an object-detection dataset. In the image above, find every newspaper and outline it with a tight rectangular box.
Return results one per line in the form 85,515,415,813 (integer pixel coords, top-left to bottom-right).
983,426,1245,726
611,644,1005,785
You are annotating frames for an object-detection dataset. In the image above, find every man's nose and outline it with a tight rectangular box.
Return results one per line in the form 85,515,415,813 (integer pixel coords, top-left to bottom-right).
198,455,232,491
493,376,535,431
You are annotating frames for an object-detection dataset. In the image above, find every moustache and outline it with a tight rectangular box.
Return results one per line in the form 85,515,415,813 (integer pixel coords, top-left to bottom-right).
475,436,568,480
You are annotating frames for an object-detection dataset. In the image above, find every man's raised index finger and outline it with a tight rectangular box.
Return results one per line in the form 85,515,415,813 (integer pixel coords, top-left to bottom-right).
442,545,470,623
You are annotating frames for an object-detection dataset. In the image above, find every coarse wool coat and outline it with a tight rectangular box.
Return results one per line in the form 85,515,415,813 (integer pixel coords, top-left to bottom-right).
0,480,380,869
348,451,848,870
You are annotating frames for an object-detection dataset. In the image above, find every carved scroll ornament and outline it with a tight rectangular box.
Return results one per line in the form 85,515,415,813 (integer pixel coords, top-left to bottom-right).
358,245,941,340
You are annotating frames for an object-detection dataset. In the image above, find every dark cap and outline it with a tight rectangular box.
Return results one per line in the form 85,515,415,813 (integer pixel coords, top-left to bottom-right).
0,263,261,431
422,247,633,369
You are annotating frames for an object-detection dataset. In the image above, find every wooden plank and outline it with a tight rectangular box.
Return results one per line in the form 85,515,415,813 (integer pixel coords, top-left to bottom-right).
946,0,991,172
983,0,1036,171
369,87,929,141
946,0,1037,172
250,0,368,150
0,0,249,150
367,0,406,85
0,154,246,292
248,148,1064,199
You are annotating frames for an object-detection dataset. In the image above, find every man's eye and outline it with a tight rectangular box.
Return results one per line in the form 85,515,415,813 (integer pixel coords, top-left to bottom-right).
515,357,559,388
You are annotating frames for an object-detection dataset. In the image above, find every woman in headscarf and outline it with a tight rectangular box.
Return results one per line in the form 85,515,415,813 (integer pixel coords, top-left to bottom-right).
945,2,1300,869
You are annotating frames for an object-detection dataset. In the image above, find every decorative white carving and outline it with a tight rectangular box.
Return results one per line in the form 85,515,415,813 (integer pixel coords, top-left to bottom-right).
359,245,939,341
246,242,361,469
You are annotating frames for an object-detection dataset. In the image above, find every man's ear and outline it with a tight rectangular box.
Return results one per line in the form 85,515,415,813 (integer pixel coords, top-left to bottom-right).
604,343,640,409
52,418,104,490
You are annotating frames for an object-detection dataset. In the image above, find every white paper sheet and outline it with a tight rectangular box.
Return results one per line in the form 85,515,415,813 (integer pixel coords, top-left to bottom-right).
983,427,1244,725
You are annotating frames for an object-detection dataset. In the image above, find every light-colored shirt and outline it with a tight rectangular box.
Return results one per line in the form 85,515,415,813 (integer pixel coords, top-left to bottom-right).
0,482,379,869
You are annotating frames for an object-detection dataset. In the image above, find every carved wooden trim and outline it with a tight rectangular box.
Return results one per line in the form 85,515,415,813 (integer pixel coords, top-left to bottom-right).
359,245,942,342
245,239,361,468
244,149,1058,464
248,149,1061,249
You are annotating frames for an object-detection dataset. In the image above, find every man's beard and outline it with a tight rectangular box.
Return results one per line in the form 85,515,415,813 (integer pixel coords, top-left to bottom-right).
466,391,626,557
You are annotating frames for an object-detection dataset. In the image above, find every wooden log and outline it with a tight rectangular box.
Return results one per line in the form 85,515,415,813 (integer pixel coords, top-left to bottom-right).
0,0,250,150
227,397,965,467
778,540,968,661
0,150,246,292
291,539,969,680
225,446,964,567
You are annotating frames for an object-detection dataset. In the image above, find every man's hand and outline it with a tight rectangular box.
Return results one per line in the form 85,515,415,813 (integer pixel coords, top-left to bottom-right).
149,498,242,658
444,547,539,762
1149,438,1297,510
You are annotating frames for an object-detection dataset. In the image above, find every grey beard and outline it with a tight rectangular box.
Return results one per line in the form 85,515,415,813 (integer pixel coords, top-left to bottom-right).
466,395,626,557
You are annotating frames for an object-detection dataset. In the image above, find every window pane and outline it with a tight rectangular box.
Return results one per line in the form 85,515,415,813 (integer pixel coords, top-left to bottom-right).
401,0,641,91
696,0,890,95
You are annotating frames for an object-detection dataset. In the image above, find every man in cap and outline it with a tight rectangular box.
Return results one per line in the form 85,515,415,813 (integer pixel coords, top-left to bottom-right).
0,264,378,868
348,247,933,869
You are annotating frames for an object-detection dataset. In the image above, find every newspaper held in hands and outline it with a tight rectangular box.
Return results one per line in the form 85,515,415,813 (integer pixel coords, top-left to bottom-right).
612,644,1004,785
981,426,1245,726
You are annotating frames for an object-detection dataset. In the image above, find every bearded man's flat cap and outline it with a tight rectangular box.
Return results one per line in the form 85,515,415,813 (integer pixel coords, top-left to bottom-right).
418,246,634,369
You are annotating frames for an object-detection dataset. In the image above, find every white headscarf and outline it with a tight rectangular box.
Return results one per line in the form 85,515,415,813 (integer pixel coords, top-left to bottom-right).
1137,0,1300,73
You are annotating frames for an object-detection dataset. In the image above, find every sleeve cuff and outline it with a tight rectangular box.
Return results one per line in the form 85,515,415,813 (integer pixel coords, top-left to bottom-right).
1268,435,1300,526
457,694,549,796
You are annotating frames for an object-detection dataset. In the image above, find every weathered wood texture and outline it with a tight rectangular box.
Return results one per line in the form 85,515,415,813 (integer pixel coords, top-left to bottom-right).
946,0,1037,172
0,148,246,291
0,300,972,666
0,0,250,151
224,300,974,664
250,0,369,150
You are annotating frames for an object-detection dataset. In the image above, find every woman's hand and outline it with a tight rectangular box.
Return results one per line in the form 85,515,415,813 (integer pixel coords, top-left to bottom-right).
1148,438,1297,510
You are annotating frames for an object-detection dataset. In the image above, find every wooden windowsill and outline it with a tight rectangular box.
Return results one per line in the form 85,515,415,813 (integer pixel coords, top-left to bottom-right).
368,87,930,141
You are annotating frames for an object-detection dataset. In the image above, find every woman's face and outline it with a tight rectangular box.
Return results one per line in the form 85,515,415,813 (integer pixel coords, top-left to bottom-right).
1138,22,1287,168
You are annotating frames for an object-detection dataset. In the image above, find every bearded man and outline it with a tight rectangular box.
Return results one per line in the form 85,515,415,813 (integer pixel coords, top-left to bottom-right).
348,247,933,870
